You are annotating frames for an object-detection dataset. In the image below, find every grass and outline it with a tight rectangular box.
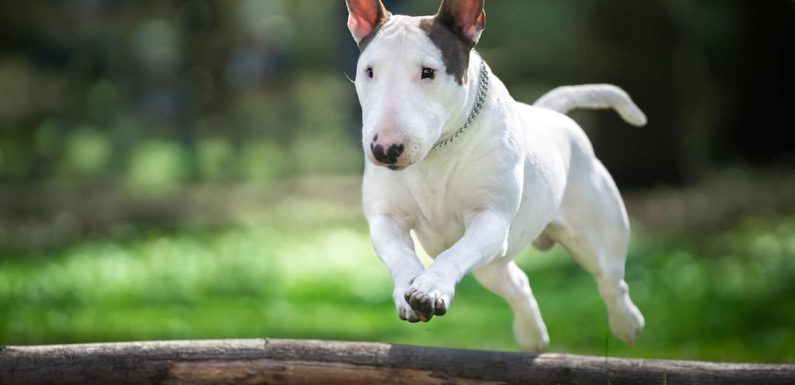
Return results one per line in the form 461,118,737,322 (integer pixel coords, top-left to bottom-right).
0,196,793,363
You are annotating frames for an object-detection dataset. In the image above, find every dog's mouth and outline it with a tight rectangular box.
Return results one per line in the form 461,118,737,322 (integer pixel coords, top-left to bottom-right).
366,153,412,171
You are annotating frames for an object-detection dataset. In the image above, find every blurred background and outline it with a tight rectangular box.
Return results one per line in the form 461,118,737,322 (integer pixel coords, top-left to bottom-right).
0,0,793,363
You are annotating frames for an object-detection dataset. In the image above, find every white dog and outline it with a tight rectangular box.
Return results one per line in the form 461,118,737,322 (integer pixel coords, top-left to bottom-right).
347,0,646,352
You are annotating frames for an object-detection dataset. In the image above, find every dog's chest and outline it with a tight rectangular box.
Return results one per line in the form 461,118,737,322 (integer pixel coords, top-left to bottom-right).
402,163,467,256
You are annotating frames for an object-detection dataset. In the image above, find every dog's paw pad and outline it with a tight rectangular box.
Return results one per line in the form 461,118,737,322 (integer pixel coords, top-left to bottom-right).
399,305,431,323
403,287,450,319
407,290,434,316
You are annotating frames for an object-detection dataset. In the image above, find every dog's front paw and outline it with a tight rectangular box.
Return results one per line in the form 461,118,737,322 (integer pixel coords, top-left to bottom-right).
404,287,449,317
393,288,432,323
403,270,455,319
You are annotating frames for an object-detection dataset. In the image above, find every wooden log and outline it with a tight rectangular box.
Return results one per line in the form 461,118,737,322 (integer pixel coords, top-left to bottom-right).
1,339,793,385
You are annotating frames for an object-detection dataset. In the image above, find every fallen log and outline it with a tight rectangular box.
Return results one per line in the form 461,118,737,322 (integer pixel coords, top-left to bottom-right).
1,339,793,385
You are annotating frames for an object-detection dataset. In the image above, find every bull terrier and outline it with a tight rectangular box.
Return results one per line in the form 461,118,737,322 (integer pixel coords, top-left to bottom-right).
347,0,646,352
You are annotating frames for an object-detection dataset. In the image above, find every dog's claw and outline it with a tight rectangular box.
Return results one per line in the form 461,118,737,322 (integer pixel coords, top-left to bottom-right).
404,288,417,303
434,298,448,316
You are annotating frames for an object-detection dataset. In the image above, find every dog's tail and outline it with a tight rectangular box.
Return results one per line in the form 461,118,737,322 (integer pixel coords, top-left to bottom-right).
534,84,647,127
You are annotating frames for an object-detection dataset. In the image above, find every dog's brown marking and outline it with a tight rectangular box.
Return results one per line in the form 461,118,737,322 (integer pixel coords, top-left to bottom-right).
419,17,475,85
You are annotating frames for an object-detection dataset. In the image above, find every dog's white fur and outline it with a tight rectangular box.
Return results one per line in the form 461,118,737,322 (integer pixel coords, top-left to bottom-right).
351,4,645,352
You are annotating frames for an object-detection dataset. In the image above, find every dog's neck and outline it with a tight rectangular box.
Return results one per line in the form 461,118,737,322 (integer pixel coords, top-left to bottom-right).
432,56,490,153
405,53,509,181
438,52,488,146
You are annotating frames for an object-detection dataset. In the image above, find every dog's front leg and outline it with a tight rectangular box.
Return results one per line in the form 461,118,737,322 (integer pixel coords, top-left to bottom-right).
405,210,512,318
368,214,430,322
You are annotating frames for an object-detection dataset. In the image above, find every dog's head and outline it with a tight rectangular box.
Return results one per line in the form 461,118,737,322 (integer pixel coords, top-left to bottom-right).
346,0,485,170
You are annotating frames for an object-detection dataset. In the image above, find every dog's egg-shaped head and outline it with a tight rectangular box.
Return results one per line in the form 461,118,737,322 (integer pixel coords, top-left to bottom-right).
347,0,485,170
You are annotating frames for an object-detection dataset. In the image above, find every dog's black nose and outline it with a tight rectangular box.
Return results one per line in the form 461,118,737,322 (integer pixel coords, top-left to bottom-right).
371,142,405,165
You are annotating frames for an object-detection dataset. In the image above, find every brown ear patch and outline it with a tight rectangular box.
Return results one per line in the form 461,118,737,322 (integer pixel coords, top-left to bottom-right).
419,17,474,85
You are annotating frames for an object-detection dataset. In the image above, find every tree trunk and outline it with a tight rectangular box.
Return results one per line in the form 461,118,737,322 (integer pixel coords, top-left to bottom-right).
1,339,793,385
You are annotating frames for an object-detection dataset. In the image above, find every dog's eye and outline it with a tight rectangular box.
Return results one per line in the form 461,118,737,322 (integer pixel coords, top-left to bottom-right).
421,67,435,80
365,67,374,79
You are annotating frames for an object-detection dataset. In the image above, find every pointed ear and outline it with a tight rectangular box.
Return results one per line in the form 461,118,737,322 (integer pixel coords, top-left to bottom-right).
346,0,390,45
436,0,486,44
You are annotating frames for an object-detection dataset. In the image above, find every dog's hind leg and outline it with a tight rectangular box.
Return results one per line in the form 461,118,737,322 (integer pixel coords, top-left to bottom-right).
548,160,645,345
473,261,549,352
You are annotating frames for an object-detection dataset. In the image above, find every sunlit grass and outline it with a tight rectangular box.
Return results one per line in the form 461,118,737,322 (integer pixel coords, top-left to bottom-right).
1,213,793,363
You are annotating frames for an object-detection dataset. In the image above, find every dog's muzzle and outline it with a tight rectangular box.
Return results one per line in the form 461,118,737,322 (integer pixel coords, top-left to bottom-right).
369,133,411,170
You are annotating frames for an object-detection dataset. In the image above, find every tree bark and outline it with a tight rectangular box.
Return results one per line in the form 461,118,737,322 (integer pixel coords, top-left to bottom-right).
1,339,793,385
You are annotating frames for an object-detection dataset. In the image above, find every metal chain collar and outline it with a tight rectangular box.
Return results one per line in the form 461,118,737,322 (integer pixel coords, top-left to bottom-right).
430,60,490,153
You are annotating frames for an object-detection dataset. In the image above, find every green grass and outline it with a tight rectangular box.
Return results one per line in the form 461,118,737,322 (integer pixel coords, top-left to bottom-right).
1,207,793,363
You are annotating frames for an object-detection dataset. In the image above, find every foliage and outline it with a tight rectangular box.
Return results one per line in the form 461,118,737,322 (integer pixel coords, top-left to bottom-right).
1,1,792,185
1,203,792,363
